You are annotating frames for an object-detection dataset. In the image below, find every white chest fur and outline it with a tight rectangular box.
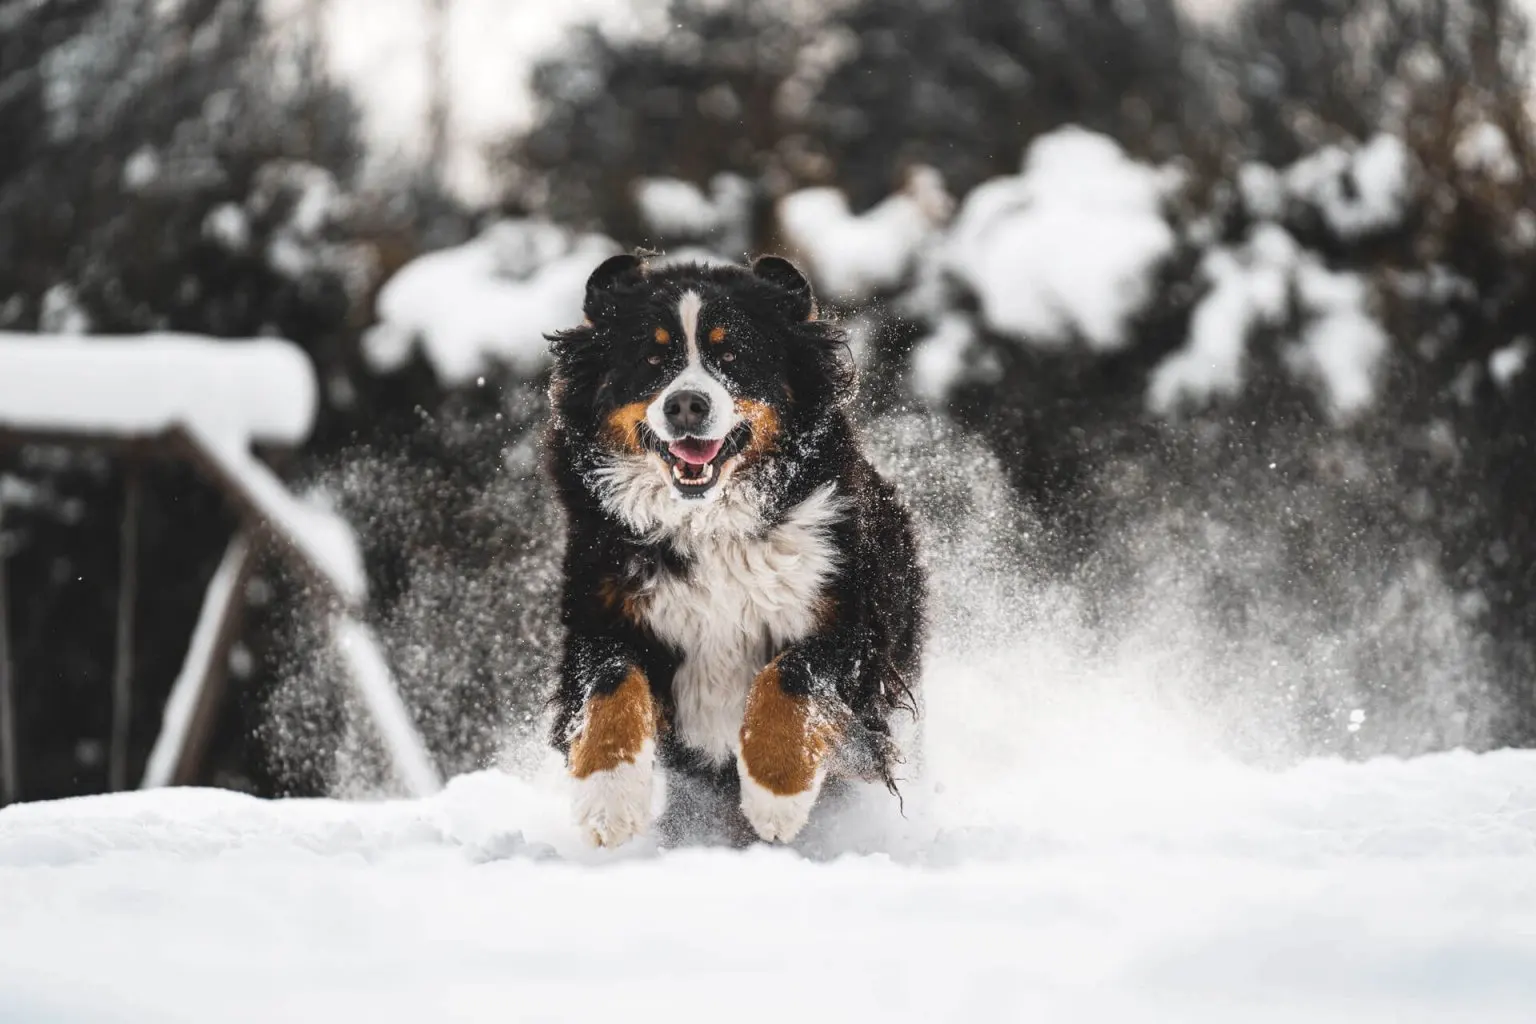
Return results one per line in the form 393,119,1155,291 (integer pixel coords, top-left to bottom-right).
640,484,845,765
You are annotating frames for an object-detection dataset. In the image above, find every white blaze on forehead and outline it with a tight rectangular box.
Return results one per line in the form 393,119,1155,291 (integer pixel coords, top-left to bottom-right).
677,290,703,361
647,289,739,442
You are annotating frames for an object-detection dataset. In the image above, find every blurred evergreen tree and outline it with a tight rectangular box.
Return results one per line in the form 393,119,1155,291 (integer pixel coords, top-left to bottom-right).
808,0,1202,211
507,0,811,245
509,0,1208,233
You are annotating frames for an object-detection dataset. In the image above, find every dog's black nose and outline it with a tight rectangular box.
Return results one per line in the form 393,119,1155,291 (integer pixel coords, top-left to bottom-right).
663,390,711,434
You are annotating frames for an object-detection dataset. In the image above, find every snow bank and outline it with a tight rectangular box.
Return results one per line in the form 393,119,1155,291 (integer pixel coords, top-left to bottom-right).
938,128,1180,350
1,747,1533,1022
0,333,317,447
778,166,952,303
1149,224,1388,419
364,220,618,385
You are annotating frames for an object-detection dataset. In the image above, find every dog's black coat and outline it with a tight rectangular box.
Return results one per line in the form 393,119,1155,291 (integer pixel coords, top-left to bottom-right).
543,254,924,836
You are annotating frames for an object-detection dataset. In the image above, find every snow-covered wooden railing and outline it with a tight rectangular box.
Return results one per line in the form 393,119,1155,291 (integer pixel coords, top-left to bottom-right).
0,334,441,801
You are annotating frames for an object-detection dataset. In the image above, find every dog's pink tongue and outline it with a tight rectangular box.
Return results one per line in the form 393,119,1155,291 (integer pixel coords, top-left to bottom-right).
668,438,724,466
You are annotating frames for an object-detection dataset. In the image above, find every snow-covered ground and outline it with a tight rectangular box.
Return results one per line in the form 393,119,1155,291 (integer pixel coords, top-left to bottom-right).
3,737,1533,1021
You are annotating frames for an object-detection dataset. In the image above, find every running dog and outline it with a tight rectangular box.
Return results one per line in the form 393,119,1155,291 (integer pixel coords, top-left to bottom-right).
544,253,924,846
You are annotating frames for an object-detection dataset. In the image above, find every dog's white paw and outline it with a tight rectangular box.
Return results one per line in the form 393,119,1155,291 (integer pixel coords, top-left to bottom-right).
572,740,655,847
738,755,824,843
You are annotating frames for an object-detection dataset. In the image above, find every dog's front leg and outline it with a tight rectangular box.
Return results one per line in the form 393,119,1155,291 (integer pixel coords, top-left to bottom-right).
559,637,660,848
736,634,852,843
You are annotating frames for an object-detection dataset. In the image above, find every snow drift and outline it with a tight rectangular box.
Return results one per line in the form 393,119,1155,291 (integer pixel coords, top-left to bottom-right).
1,744,1533,1022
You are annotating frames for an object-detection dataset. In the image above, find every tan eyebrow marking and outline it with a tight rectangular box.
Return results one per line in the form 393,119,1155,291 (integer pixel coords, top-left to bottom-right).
654,327,670,344
708,325,726,344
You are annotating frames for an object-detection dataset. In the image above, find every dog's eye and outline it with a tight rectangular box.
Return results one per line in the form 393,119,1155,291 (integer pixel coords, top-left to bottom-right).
647,353,663,366
719,351,736,363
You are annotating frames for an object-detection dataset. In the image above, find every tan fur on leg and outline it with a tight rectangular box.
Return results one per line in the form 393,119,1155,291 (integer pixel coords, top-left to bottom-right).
737,661,839,842
570,668,659,846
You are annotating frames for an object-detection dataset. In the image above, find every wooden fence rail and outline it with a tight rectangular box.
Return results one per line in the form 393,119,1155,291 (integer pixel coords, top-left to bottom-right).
0,425,441,803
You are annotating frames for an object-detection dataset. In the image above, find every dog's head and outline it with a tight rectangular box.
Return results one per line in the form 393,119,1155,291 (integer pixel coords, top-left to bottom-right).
549,255,851,510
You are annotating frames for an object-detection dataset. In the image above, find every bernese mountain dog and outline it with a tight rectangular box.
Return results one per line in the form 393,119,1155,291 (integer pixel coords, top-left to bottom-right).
544,253,924,846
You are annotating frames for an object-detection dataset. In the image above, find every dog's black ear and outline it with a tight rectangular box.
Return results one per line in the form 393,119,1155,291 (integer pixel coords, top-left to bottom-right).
751,255,816,321
584,253,643,319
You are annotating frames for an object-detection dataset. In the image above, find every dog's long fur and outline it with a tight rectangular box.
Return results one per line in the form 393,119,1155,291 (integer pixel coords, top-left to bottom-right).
544,254,924,845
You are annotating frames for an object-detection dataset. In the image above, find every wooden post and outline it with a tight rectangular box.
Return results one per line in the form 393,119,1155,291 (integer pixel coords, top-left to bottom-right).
139,534,257,789
0,425,440,800
109,467,141,792
0,502,16,806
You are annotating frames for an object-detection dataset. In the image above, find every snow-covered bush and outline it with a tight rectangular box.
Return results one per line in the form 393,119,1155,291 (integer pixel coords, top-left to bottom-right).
1148,224,1389,422
779,166,952,304
898,130,1182,404
934,130,1180,351
634,173,754,258
365,219,617,384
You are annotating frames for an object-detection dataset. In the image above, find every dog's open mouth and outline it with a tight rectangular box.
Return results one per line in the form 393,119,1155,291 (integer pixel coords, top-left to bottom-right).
643,423,750,497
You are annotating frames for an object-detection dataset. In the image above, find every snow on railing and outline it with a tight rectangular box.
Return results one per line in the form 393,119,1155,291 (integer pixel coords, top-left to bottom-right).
0,333,318,447
0,333,441,799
